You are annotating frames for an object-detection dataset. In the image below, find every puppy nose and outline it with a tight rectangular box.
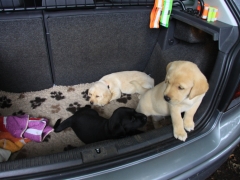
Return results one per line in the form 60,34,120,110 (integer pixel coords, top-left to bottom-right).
90,101,93,105
164,95,171,102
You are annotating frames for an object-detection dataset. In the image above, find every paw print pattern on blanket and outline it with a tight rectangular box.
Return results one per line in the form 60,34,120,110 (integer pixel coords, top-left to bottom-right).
30,97,46,109
18,94,25,99
0,96,12,109
81,89,90,101
50,91,65,101
51,104,61,113
66,102,81,114
64,145,77,151
43,135,51,142
116,93,132,104
67,87,75,92
12,110,25,116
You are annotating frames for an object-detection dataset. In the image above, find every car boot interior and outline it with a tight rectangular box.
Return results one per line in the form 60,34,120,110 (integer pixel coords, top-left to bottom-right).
0,0,238,178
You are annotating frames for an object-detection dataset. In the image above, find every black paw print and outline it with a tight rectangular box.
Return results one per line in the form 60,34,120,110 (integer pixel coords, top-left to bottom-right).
50,91,65,101
12,110,25,116
116,93,132,104
0,96,12,109
43,135,51,142
64,145,77,151
30,97,46,109
81,89,90,101
66,102,81,114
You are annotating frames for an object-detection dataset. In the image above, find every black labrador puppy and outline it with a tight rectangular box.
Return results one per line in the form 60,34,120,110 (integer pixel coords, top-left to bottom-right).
54,105,147,144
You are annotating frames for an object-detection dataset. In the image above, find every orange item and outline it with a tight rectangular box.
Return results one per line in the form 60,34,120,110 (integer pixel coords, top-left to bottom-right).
214,8,218,21
201,3,209,19
197,1,201,11
0,132,30,152
0,117,31,153
150,0,163,28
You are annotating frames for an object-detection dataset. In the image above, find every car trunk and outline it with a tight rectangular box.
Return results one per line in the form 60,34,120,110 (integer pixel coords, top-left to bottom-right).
0,0,238,178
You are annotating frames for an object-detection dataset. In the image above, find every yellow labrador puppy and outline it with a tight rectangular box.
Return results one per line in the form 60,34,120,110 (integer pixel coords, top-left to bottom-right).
88,71,154,106
136,61,209,141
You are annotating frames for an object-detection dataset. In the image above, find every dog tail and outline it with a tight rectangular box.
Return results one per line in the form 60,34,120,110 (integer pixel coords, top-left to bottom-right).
130,80,153,95
54,117,72,133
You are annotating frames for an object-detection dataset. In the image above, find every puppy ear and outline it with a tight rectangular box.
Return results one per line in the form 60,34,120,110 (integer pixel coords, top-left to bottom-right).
166,62,173,72
189,74,209,99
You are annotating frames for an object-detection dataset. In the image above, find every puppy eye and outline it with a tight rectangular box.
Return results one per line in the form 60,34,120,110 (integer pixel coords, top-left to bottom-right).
131,116,136,121
178,86,184,90
96,95,99,98
165,80,169,84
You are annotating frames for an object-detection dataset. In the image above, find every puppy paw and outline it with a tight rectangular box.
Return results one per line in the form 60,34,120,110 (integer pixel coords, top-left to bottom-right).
174,128,187,141
184,120,195,132
184,117,195,132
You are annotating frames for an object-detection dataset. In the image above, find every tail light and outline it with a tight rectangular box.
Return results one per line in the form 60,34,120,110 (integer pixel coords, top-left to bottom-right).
226,83,240,111
232,84,240,99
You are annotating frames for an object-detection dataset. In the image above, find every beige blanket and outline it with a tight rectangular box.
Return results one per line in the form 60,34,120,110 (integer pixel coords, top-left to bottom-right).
0,83,142,159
